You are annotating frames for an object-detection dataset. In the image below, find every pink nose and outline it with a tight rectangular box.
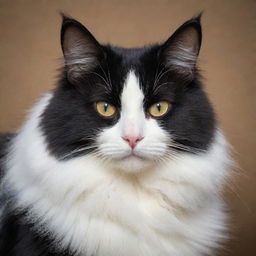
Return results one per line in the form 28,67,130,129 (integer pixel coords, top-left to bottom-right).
122,136,143,149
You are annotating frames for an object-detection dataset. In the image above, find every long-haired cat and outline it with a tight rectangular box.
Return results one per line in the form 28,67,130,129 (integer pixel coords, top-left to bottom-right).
0,15,231,256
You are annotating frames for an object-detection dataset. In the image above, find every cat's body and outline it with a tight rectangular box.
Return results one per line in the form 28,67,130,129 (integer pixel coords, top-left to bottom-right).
0,16,231,256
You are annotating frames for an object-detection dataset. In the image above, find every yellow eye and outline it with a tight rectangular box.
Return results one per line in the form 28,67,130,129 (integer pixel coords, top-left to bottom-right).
96,102,116,117
148,101,171,117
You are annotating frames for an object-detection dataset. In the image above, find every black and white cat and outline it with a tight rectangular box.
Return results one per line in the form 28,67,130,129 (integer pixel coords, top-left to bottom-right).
0,15,231,256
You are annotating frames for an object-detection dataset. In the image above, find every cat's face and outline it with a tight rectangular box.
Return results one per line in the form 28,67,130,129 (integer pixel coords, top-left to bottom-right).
41,16,215,172
96,70,171,172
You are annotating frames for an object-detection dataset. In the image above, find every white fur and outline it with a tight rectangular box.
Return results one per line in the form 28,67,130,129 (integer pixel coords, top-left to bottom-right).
4,75,231,256
97,71,170,172
64,39,99,76
166,44,197,74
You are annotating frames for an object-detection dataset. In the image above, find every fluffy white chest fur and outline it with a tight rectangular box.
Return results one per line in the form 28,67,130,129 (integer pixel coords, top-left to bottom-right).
5,94,230,256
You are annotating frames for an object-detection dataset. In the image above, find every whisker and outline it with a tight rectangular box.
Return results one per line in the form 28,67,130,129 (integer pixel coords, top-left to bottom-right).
87,71,111,92
90,151,112,165
153,152,179,165
152,82,172,94
167,141,205,154
153,67,173,92
60,144,98,160
99,64,112,91
153,66,166,90
106,63,113,89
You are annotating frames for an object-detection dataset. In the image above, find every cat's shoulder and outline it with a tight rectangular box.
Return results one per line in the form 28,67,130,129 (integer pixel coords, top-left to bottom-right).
0,133,13,158
0,208,73,256
0,133,14,178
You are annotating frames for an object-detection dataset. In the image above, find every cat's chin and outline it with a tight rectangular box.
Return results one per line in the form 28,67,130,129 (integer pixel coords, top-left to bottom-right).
113,155,153,173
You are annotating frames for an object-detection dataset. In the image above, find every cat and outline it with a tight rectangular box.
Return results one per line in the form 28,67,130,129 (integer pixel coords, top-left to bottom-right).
0,14,231,256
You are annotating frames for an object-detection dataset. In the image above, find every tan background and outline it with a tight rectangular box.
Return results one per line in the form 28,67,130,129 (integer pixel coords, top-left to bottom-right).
0,0,255,255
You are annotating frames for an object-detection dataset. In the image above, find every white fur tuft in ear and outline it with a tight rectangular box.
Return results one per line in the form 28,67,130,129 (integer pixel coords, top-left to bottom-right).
162,20,202,76
166,42,198,70
61,18,103,83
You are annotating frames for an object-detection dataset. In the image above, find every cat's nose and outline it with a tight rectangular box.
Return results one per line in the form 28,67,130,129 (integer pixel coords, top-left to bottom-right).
122,136,143,149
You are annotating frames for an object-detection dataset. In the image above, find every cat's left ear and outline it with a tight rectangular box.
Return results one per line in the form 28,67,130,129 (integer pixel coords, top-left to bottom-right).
61,15,104,84
160,15,202,78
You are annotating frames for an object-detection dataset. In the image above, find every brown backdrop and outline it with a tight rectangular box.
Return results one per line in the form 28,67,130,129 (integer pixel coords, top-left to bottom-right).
0,0,255,255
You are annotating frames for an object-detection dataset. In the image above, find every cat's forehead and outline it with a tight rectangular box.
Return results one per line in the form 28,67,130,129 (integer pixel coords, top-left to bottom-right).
109,45,157,60
107,45,159,72
121,71,144,110
104,45,160,98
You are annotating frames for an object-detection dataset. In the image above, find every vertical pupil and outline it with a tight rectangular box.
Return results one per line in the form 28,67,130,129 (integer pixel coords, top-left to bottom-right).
157,103,161,112
104,103,108,112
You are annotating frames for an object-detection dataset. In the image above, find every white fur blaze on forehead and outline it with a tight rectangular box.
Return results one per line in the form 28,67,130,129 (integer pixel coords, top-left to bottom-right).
121,71,144,113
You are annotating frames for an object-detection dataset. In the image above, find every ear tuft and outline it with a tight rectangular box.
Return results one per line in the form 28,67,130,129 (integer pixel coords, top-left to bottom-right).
60,12,71,22
60,16,103,84
161,16,202,78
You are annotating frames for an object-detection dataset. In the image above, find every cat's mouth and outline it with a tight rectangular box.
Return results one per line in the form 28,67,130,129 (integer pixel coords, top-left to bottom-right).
121,152,146,161
113,153,151,172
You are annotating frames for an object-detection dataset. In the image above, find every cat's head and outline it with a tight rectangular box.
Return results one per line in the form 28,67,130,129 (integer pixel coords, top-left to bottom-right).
41,15,215,172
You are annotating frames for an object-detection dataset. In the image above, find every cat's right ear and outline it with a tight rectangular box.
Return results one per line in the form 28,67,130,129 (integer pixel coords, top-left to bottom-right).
61,15,104,84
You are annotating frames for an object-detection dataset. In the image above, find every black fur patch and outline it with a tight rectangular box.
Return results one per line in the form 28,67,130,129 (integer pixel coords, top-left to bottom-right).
0,203,73,256
0,133,13,178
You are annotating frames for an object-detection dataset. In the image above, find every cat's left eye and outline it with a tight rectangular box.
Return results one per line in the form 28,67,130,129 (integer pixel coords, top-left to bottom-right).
148,101,171,117
96,101,117,118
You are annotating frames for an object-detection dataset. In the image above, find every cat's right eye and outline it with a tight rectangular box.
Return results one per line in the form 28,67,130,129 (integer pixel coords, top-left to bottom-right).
96,101,117,118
